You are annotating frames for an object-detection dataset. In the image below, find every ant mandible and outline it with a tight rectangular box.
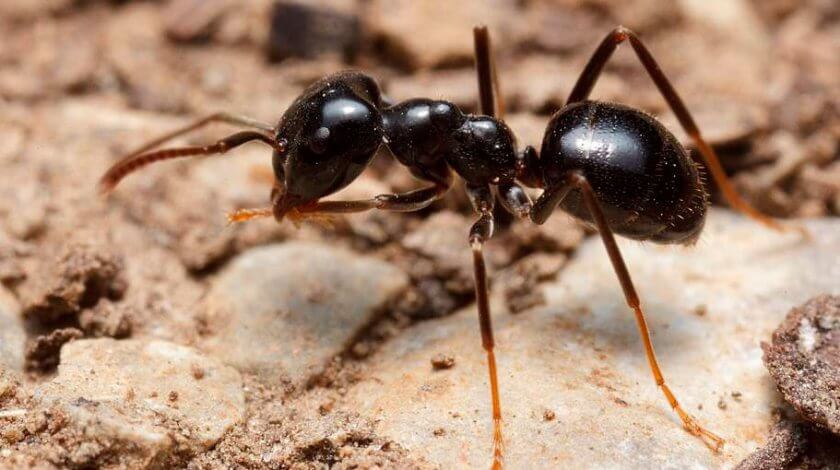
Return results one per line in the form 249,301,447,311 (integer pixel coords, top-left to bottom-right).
100,25,803,468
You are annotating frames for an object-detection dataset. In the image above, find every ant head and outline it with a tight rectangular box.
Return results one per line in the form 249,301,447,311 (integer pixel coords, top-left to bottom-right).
271,72,384,220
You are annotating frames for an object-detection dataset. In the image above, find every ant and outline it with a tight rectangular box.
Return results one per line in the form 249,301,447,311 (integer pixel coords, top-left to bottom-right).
100,25,803,468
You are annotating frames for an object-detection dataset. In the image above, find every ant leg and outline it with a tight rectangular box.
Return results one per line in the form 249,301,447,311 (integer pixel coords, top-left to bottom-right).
234,166,452,226
497,182,532,219
567,26,800,234
295,184,451,215
465,183,504,470
123,112,275,160
99,131,282,193
226,207,273,224
529,183,573,225
473,25,505,118
565,171,724,451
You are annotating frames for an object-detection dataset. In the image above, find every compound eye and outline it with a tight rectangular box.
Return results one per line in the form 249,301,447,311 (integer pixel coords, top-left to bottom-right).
309,126,331,154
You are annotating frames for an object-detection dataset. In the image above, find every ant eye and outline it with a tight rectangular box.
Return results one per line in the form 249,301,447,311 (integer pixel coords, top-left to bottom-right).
309,127,330,154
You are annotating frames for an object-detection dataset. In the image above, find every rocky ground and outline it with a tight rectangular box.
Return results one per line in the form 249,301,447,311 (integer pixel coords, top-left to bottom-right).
0,0,838,468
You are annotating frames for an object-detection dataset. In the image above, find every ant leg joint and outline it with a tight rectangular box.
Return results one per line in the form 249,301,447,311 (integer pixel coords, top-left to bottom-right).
614,25,632,40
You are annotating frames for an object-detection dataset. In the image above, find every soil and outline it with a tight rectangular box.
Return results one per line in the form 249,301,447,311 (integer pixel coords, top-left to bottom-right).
763,295,840,435
735,416,840,470
0,0,838,468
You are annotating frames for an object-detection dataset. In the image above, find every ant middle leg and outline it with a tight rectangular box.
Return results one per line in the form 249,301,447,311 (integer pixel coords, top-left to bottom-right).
531,172,725,451
567,26,800,234
465,183,505,470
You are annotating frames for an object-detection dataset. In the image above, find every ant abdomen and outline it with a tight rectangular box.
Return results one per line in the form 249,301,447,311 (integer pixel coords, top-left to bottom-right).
540,101,708,244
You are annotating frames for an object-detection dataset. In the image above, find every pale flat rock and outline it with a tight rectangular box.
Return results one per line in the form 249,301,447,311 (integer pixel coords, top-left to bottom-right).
345,210,840,468
0,287,24,372
203,241,409,386
35,338,244,463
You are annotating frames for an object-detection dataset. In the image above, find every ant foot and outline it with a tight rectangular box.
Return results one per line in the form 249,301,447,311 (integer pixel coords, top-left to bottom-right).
677,409,724,452
226,207,273,225
491,417,505,470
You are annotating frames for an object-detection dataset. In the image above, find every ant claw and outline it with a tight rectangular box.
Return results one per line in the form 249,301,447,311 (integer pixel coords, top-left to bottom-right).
226,207,273,225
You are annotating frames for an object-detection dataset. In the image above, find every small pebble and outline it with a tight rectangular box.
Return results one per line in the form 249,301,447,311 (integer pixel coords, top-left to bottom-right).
543,409,556,422
430,353,455,370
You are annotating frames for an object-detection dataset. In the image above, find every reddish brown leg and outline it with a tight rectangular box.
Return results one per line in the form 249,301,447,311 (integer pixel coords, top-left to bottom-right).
465,183,504,469
568,26,802,235
226,207,273,224
226,205,338,229
564,171,724,451
99,131,281,193
473,26,508,469
473,25,505,119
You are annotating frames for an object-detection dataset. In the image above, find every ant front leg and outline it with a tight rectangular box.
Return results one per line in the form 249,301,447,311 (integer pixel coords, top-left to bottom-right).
227,180,454,226
569,26,802,235
530,172,725,451
300,184,451,214
465,183,505,470
289,182,452,219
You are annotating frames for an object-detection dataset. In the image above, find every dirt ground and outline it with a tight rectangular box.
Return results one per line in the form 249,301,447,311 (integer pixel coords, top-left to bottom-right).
0,0,838,468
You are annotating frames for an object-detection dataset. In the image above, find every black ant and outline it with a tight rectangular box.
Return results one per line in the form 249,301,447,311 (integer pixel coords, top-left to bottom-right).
100,25,803,468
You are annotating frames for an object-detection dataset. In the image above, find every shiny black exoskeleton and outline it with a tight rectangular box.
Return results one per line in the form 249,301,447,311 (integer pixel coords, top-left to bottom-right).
271,72,386,214
269,70,705,243
269,71,520,217
539,101,707,243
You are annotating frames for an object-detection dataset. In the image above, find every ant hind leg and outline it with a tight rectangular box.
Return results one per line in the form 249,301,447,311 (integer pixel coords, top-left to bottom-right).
568,26,804,235
566,171,725,451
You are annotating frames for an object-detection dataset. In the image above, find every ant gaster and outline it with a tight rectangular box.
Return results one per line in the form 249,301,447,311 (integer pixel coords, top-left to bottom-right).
100,26,803,468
